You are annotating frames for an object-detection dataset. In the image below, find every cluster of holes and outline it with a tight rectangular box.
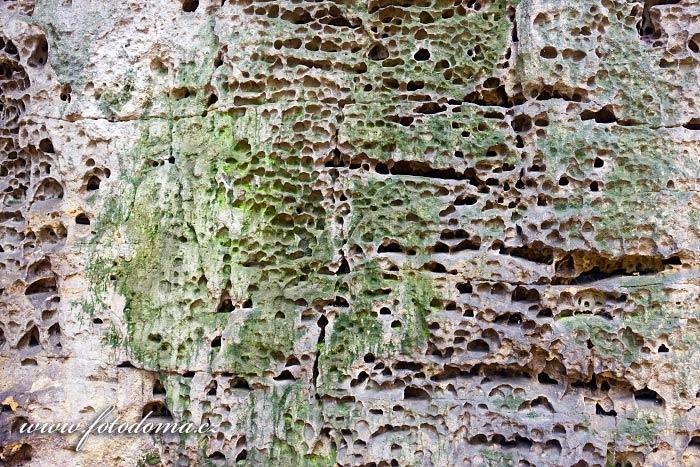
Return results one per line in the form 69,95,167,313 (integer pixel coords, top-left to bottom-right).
0,33,65,361
11,1,695,465
0,30,75,455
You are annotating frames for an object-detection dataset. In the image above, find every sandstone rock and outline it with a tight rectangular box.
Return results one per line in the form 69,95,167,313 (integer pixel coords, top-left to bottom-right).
2,0,700,466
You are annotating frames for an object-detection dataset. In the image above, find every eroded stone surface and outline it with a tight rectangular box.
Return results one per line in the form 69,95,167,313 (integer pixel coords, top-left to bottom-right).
3,0,700,466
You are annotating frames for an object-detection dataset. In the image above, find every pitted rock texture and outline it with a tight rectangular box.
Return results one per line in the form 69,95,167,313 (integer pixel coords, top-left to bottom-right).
3,0,700,466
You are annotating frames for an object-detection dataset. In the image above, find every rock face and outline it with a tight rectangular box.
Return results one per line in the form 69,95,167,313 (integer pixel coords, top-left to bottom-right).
3,0,700,465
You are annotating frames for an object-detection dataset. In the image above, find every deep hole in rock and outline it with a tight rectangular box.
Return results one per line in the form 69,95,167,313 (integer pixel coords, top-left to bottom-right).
232,378,251,390
337,256,350,274
75,214,90,225
689,33,700,53
684,118,700,130
538,372,559,385
18,326,40,348
273,370,295,381
689,437,700,448
595,403,617,417
153,379,166,394
581,105,617,124
457,282,472,294
455,195,478,206
390,160,463,179
414,48,430,61
540,46,558,58
634,387,663,405
181,0,199,12
25,278,57,295
208,451,226,461
553,252,668,285
39,138,54,153
424,261,446,272
378,242,402,253
28,36,49,68
86,175,101,190
142,401,172,419
500,242,553,265
375,162,389,174
511,114,532,132
368,43,389,60
235,450,247,462
5,40,18,55
403,386,430,400
415,102,445,114
467,339,489,353
217,298,234,313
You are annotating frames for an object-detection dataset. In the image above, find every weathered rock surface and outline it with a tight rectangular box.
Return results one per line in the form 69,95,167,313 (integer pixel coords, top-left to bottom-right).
3,0,700,466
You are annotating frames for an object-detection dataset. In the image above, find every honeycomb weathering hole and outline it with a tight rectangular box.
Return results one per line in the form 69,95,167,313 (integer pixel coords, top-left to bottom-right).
181,0,199,12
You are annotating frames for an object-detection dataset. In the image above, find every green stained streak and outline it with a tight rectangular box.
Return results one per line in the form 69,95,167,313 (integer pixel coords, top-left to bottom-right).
537,119,696,253
349,177,443,249
615,412,662,447
265,383,336,466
